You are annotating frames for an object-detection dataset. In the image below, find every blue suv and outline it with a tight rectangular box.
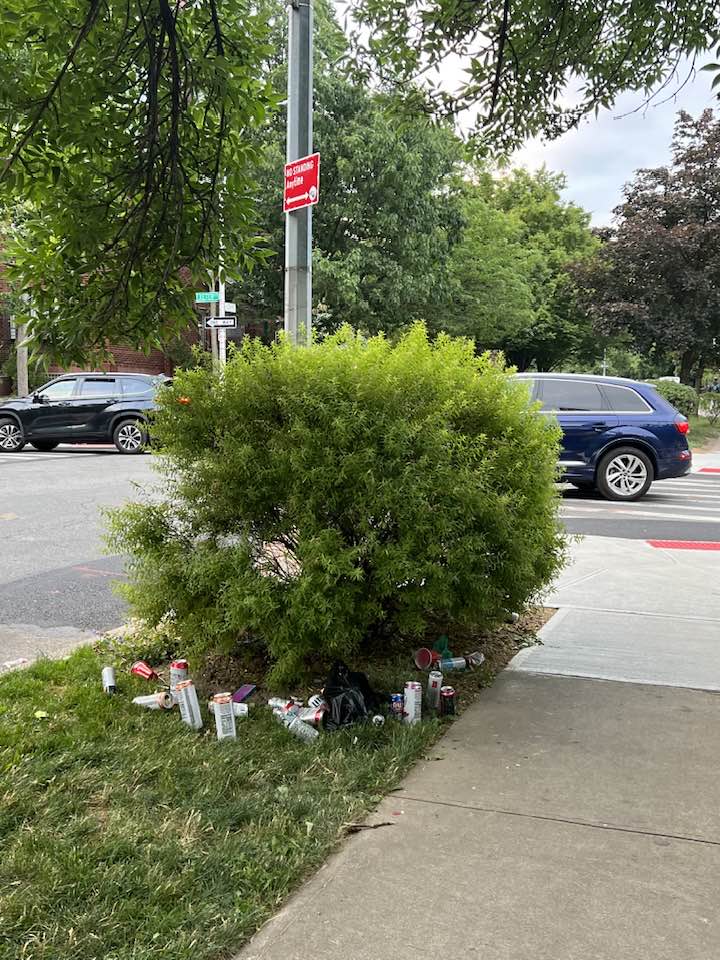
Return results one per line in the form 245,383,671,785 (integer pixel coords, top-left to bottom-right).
516,374,692,501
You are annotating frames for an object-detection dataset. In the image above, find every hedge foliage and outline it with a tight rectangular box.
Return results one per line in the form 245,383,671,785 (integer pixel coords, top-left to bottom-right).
648,380,698,419
108,325,566,682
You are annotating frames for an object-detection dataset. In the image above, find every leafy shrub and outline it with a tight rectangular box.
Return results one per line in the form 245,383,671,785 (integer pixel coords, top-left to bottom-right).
94,613,183,669
648,380,698,419
108,324,566,683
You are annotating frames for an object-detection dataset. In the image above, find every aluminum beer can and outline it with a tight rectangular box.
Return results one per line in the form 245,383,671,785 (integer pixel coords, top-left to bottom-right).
308,694,326,709
390,693,404,719
282,713,319,742
438,656,468,672
427,670,443,711
297,705,327,728
175,679,203,730
465,651,485,668
268,697,300,715
403,681,422,725
102,666,116,694
169,658,189,691
440,685,456,716
208,700,249,719
212,693,236,740
132,691,173,710
130,660,159,681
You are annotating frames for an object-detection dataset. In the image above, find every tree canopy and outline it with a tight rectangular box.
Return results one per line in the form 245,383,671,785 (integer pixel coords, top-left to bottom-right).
351,1,719,153
576,109,720,386
444,168,598,370
0,0,274,362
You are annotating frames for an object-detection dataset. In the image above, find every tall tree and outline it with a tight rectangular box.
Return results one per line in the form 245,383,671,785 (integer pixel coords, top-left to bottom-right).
0,0,275,363
445,168,597,370
350,1,718,152
576,110,720,386
236,1,466,335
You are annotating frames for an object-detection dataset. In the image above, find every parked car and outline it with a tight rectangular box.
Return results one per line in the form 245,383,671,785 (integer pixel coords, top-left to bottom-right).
515,373,692,500
0,372,169,454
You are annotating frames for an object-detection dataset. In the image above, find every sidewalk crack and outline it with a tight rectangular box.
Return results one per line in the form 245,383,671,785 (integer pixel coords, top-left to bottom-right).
396,794,720,848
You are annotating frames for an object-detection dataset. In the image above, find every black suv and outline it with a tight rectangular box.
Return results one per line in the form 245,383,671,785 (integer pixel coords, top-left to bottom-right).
0,372,168,454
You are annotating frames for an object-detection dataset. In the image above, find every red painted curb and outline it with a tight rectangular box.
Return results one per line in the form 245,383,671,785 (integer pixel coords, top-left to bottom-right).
648,539,720,551
698,467,720,473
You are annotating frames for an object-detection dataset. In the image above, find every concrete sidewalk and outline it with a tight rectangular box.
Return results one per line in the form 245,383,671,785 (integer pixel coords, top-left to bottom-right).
236,534,720,960
238,674,720,960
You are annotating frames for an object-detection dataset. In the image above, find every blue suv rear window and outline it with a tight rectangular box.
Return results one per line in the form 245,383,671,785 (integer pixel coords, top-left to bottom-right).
601,384,651,412
539,380,604,412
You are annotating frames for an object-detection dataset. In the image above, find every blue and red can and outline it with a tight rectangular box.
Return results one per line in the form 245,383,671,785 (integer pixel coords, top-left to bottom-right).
390,693,404,719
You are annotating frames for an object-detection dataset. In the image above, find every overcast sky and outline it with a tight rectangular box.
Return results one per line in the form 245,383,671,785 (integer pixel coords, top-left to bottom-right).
512,60,719,227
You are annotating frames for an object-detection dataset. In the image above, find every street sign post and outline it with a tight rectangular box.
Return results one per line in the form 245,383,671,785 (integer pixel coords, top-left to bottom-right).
205,316,236,328
283,152,320,213
195,291,220,304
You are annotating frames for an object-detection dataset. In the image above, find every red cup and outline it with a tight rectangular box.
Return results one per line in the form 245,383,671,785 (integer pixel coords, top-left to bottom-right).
414,647,441,671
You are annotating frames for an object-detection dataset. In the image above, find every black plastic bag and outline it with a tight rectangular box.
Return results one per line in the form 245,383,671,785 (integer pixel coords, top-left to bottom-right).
322,660,382,731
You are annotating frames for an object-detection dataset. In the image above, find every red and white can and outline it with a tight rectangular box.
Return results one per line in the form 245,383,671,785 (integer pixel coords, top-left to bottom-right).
403,681,422,725
169,658,189,694
268,697,300,716
132,691,173,710
212,693,236,740
175,679,203,730
131,660,159,681
297,705,327,728
427,670,443,711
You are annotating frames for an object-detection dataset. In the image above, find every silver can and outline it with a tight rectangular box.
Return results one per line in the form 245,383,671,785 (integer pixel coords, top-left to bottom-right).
175,679,203,730
297,705,327,728
212,694,236,740
308,694,326,709
132,691,173,710
102,666,116,694
427,670,443,711
403,681,422,725
209,700,249,719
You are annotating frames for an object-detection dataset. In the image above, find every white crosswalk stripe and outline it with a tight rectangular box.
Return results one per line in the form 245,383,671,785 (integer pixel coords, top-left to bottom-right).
560,473,720,525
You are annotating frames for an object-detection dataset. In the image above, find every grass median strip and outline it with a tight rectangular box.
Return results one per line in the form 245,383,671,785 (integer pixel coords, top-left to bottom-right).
0,613,545,960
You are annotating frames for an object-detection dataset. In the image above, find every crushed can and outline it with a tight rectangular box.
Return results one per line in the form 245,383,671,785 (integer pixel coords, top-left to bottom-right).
132,691,173,710
212,693,236,740
175,679,203,730
465,651,485,668
371,714,385,726
403,681,422,725
297,705,327,728
427,670,443,711
268,697,300,716
102,666,117,694
440,685,456,716
130,660,160,682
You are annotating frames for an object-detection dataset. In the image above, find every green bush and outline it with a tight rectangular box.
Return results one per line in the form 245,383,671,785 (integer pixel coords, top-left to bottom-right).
648,380,698,419
108,324,566,682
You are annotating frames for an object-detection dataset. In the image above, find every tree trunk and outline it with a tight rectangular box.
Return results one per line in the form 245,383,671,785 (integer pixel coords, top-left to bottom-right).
679,348,698,385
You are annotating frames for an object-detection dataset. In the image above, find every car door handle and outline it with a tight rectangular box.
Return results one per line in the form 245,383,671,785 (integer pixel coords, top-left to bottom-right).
592,422,609,431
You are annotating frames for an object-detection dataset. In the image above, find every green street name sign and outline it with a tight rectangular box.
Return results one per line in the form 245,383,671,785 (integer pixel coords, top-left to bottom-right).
195,291,220,303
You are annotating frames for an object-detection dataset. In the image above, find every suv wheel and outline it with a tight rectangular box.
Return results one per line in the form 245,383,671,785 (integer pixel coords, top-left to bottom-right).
113,419,147,454
0,417,25,452
30,441,59,452
597,446,653,501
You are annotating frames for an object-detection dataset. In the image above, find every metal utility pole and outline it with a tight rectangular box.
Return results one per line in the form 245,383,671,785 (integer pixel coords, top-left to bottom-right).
284,0,313,346
217,275,227,366
15,323,28,396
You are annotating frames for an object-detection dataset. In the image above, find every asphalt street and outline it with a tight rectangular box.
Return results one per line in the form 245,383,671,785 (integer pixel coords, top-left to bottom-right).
0,445,157,666
1,446,718,667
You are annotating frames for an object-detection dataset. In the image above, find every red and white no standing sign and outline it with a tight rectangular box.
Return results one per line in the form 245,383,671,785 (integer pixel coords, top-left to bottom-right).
283,152,320,212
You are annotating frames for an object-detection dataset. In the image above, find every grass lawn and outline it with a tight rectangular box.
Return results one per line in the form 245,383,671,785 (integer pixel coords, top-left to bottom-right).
0,613,543,960
689,414,720,451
